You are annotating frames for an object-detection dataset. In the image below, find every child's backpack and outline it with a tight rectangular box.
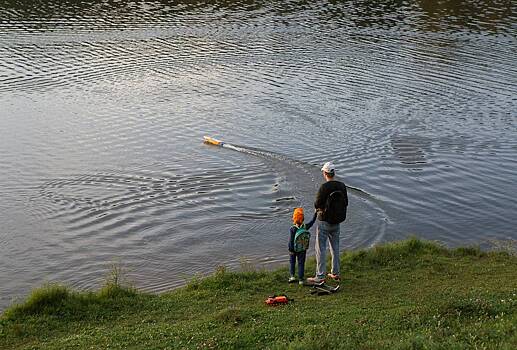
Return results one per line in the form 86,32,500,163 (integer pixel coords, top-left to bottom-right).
293,224,310,252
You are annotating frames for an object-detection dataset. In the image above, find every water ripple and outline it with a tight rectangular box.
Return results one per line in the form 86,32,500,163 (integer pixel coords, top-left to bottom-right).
1,0,516,311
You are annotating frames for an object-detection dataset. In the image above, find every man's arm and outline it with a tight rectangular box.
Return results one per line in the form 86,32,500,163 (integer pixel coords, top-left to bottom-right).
314,184,327,210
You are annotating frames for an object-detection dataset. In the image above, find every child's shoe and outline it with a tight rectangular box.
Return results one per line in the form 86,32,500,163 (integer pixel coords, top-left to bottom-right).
298,279,305,285
288,276,297,283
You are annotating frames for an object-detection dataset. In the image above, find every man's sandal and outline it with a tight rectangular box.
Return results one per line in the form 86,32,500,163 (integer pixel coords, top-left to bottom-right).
327,273,341,281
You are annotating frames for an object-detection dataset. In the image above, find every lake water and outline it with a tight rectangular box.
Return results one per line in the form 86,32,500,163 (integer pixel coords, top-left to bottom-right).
1,0,516,311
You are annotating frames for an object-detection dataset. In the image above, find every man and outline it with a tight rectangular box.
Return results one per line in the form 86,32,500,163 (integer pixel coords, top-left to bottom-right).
307,161,348,284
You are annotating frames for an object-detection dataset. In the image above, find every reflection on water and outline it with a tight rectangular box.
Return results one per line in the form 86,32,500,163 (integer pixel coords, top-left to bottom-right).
391,135,431,169
417,0,514,33
2,0,515,33
0,0,516,311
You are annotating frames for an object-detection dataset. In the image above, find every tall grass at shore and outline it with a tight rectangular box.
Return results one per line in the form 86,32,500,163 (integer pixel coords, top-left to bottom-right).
1,238,516,349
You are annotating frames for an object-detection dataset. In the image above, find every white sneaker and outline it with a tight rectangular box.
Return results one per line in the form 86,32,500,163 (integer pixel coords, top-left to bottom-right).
288,276,297,283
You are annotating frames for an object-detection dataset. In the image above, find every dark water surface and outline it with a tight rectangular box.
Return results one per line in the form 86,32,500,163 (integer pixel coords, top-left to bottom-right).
1,0,516,310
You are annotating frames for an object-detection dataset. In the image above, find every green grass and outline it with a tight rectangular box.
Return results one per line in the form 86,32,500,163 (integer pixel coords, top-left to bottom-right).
1,238,516,349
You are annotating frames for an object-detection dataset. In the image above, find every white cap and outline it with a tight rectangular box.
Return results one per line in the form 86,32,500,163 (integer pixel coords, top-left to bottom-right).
321,161,335,174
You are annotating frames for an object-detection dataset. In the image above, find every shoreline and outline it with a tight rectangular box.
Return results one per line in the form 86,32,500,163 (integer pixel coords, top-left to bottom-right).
1,238,516,349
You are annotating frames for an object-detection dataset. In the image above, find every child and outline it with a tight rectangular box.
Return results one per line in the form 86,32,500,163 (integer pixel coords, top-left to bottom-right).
288,207,317,284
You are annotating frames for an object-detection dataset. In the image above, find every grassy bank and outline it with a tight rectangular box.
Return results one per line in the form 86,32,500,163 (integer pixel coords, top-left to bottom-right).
1,238,516,349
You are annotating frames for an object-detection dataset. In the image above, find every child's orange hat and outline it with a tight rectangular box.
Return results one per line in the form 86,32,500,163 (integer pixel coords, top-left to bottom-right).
292,207,304,225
